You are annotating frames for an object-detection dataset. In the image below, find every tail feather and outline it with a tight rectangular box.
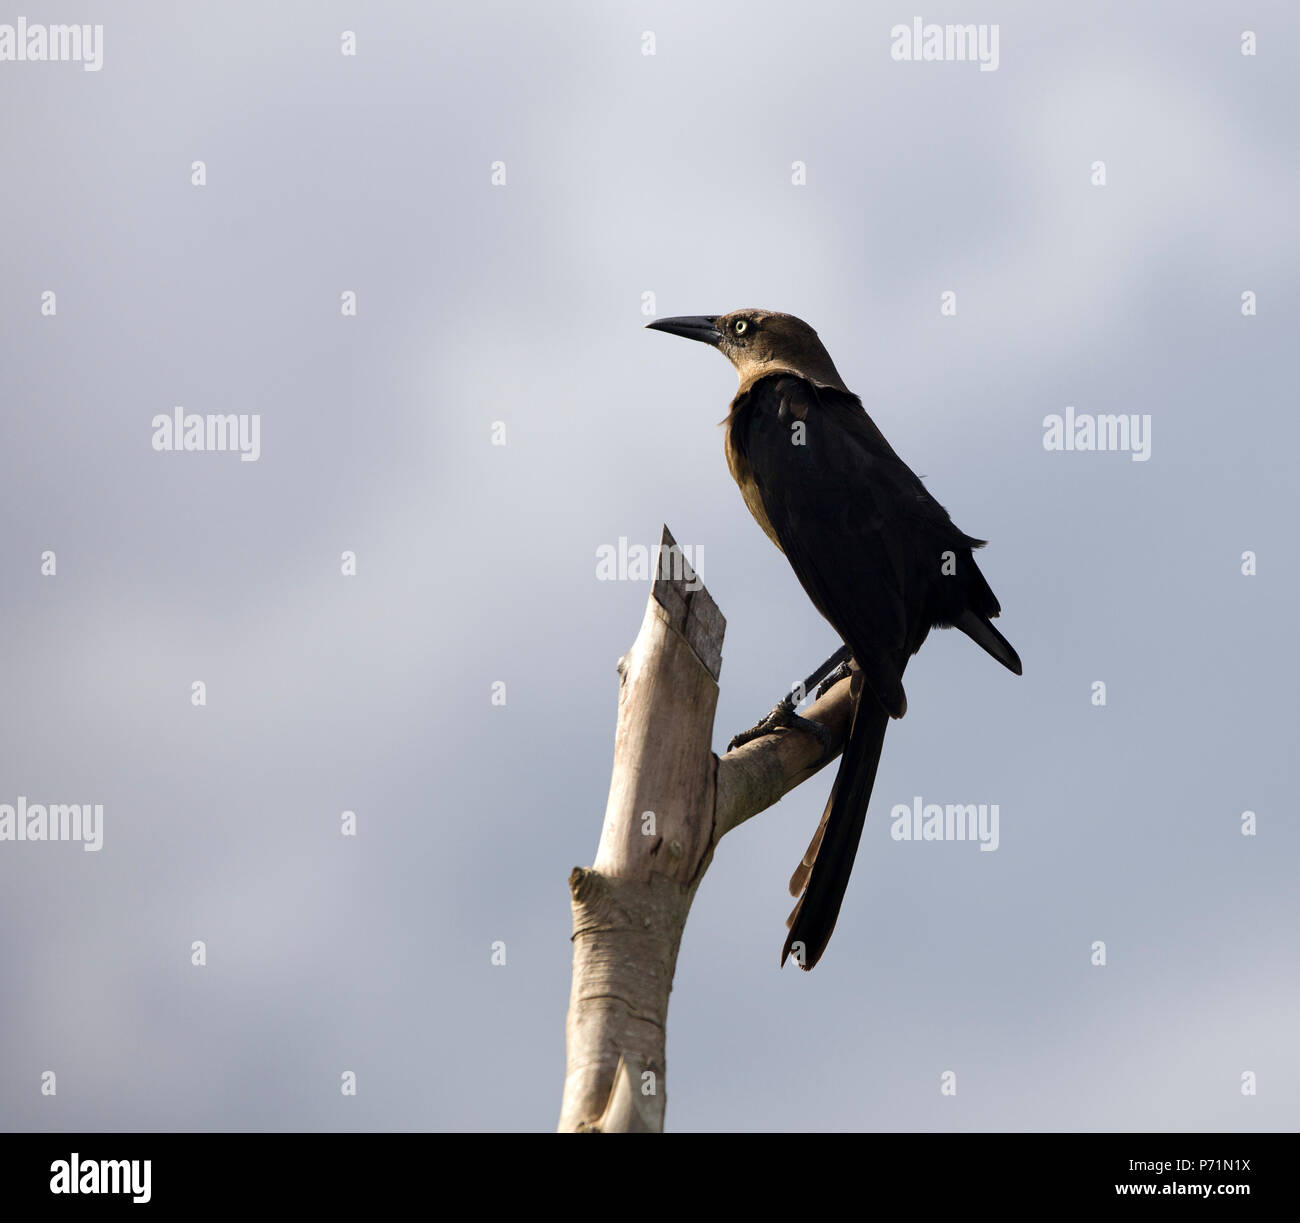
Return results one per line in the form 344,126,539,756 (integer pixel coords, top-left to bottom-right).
788,815,827,899
956,609,1022,675
781,681,890,971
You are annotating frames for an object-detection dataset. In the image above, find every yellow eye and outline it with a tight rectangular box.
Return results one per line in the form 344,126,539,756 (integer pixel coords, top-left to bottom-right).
733,319,748,335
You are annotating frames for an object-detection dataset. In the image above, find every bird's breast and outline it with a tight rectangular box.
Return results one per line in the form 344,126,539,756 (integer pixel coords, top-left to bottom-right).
725,413,784,552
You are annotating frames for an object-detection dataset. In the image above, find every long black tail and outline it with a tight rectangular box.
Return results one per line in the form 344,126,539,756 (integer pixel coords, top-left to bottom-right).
782,676,891,971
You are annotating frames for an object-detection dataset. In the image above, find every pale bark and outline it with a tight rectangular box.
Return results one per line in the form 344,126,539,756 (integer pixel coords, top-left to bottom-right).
558,526,854,1132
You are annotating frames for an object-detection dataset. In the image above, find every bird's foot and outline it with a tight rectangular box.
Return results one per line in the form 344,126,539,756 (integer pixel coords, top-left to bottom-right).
727,695,833,758
815,659,853,699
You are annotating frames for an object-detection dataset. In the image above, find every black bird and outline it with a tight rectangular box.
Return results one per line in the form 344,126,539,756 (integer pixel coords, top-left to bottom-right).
647,309,1021,970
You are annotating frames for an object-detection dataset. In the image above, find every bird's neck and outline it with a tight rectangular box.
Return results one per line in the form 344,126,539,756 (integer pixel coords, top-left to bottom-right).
735,359,849,397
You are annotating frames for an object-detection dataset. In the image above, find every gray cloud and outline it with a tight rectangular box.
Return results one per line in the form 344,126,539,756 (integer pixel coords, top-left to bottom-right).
1,0,1296,1131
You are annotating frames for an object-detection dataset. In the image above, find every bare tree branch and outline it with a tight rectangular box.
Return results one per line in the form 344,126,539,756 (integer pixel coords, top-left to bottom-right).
558,526,853,1133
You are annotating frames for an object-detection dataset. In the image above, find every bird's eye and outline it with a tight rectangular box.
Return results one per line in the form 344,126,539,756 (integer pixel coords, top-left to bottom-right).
733,319,748,335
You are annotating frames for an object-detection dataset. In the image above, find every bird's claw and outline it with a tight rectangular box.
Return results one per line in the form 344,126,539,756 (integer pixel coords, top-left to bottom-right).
815,660,853,700
727,695,834,759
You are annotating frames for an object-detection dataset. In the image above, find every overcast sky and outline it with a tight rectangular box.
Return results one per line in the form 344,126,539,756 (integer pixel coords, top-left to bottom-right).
1,0,1296,1132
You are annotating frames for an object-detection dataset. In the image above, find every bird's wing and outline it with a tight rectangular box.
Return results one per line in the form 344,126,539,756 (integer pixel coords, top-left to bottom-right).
732,374,963,716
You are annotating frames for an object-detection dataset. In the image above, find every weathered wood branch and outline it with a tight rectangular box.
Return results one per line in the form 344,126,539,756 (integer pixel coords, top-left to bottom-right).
558,526,854,1133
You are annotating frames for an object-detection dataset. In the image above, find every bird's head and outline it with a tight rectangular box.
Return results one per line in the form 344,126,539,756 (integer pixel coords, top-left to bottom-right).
645,309,848,393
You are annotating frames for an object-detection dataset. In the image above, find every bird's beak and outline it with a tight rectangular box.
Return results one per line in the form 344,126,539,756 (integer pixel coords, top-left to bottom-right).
645,315,723,346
